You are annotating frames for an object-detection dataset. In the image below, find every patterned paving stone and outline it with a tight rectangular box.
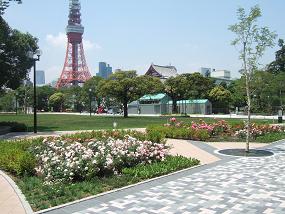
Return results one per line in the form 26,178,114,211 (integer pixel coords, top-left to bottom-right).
46,142,285,214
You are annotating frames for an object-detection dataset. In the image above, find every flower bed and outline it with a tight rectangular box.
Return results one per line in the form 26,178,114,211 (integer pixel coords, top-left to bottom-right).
0,129,200,210
147,118,285,142
34,136,168,182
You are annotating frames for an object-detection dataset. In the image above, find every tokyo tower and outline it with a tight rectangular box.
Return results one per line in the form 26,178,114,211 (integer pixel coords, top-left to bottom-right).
56,0,92,88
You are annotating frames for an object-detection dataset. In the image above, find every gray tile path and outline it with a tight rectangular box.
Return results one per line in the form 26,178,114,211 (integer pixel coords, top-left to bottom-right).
40,141,285,214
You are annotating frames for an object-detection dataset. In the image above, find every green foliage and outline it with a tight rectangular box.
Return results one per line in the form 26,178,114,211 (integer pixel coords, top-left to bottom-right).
209,86,232,113
0,16,38,89
0,121,27,131
0,0,21,15
0,140,37,176
182,73,215,99
164,73,215,114
268,39,285,74
64,129,165,144
147,125,211,141
164,75,187,113
122,156,200,179
36,85,55,111
49,92,65,112
228,79,246,108
100,71,163,117
0,90,14,111
256,132,285,143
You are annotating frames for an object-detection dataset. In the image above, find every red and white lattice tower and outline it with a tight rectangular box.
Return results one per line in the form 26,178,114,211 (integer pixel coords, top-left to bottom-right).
56,0,91,88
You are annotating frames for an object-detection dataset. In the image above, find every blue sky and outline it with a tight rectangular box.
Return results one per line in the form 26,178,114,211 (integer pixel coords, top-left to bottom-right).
3,0,285,83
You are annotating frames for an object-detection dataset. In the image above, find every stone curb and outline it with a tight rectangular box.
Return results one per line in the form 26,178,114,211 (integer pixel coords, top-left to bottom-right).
0,170,34,214
36,163,205,214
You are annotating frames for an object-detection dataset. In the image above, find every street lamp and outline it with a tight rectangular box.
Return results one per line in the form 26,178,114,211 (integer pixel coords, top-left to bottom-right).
28,49,42,133
89,88,92,117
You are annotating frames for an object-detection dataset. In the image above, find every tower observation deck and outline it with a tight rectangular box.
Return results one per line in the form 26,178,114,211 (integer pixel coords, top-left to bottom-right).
56,0,92,88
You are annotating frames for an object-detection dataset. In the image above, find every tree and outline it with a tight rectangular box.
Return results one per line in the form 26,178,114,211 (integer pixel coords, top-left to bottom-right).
182,73,215,99
100,71,163,118
0,90,14,111
209,86,232,114
268,39,285,74
15,82,33,113
164,75,187,113
49,92,65,112
228,78,247,110
37,85,56,111
82,76,104,110
0,16,38,89
0,0,21,15
229,5,276,152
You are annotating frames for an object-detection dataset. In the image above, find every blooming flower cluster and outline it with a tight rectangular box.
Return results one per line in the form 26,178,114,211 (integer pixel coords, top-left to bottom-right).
34,136,169,182
191,120,214,133
234,123,285,139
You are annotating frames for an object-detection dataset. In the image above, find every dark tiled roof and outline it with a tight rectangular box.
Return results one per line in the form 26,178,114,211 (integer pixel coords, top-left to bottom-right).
147,64,178,79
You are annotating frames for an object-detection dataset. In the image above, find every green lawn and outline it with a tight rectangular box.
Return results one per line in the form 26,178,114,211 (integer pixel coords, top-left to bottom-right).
0,113,272,132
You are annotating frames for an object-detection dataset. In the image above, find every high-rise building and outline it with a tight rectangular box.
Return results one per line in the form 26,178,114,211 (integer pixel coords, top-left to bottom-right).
36,70,45,85
96,62,113,79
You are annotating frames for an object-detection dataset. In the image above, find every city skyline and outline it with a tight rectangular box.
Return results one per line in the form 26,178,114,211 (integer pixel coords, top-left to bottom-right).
3,0,285,84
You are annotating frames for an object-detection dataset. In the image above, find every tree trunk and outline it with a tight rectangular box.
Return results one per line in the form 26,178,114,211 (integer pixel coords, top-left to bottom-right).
243,42,250,153
245,74,251,152
172,99,178,114
123,100,128,118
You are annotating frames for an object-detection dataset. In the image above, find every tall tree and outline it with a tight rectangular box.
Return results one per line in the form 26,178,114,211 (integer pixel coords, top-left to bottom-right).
267,39,285,74
36,85,56,111
182,73,215,99
82,76,103,110
229,5,276,152
100,71,163,118
228,78,247,110
49,92,65,112
164,75,187,113
0,16,38,89
209,86,232,114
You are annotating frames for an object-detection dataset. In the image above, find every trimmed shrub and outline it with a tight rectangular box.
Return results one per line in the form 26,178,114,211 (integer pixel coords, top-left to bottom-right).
0,141,36,176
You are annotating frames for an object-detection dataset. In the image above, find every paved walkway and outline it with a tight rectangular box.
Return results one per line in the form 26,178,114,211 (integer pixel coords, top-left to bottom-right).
39,140,285,214
0,171,33,214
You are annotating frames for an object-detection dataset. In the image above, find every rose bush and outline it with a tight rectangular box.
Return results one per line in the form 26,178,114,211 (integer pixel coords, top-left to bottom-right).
33,135,169,182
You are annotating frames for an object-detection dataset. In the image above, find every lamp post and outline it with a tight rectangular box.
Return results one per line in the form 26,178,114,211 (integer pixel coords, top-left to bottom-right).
89,88,92,117
28,49,42,133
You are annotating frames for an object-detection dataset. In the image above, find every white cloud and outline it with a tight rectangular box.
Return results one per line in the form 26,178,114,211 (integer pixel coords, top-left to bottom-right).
45,32,102,51
83,40,102,51
46,32,66,48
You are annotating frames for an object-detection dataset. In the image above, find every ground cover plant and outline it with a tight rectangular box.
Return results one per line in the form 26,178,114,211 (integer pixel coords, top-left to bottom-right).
0,113,272,132
0,129,199,211
147,118,285,143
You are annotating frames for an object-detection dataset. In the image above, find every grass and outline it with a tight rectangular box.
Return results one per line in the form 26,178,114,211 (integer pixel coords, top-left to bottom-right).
0,113,272,132
15,156,199,211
